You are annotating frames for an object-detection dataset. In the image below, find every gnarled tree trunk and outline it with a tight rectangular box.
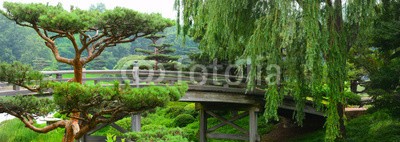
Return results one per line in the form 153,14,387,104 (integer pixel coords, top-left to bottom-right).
63,60,84,142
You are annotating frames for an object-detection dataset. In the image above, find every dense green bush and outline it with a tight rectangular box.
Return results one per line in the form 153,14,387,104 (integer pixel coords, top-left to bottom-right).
289,110,400,142
166,105,187,118
344,91,361,105
124,125,189,142
183,103,198,117
369,92,400,117
345,110,400,142
174,114,195,127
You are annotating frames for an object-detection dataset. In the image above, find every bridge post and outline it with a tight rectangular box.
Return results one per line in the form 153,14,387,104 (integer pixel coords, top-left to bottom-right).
249,107,259,142
199,104,207,142
82,68,86,84
131,114,141,131
12,85,20,91
131,61,141,132
55,73,62,81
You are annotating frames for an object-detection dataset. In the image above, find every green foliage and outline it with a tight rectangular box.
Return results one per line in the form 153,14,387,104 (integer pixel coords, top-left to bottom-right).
364,0,400,119
344,91,361,106
132,26,199,56
0,62,188,141
2,2,174,33
124,125,189,142
146,54,180,63
0,62,45,89
176,0,378,140
1,1,174,76
99,7,173,36
174,114,195,127
46,81,188,115
183,103,197,116
0,96,55,116
369,92,400,117
106,134,117,142
289,110,400,142
0,119,63,142
0,15,53,66
53,112,68,120
345,110,400,142
113,55,151,69
135,33,181,70
369,59,400,93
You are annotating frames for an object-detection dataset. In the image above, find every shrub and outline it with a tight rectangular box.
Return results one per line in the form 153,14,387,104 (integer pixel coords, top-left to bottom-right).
289,110,400,142
166,105,186,118
124,125,189,142
344,91,361,105
174,114,196,127
183,103,197,117
369,93,400,117
53,112,68,120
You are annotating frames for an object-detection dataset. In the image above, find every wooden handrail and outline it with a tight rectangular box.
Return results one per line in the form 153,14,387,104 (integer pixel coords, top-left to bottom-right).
0,70,267,95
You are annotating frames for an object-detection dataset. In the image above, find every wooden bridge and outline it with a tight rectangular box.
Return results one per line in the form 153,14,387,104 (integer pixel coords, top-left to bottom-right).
0,70,324,142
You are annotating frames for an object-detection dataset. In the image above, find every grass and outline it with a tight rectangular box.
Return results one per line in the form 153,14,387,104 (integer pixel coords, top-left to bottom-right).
61,73,102,79
50,73,121,85
0,119,63,142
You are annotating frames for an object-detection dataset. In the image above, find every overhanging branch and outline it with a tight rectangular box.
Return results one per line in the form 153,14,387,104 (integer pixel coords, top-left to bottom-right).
7,111,66,133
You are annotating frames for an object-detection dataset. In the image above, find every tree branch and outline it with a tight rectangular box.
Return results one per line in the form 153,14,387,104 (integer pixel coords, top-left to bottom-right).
79,32,89,54
7,111,66,133
83,37,114,64
44,42,72,65
115,34,144,44
32,24,72,65
66,33,79,53
33,24,55,45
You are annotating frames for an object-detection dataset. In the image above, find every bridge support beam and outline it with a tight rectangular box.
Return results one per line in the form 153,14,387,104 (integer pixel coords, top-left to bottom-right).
197,103,260,142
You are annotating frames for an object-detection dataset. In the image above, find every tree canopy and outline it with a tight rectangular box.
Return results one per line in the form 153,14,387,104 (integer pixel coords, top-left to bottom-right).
135,34,180,70
175,0,377,141
0,2,175,142
1,2,173,67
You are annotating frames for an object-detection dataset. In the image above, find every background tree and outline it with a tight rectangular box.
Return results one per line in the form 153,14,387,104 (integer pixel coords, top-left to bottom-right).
135,34,180,70
0,15,53,66
175,0,377,141
0,2,173,142
366,0,400,117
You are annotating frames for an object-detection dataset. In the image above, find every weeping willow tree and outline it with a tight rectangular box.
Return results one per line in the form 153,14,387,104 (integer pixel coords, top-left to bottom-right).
175,0,377,141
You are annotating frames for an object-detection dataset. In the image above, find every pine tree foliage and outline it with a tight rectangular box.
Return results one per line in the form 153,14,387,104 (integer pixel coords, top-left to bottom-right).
0,2,173,68
0,62,188,140
175,0,377,141
135,34,180,70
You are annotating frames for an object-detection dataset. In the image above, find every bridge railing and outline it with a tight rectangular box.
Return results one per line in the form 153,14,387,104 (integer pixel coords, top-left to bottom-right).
1,70,266,95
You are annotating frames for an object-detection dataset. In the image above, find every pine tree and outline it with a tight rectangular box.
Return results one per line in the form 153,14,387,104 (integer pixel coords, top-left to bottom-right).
135,34,180,70
0,2,174,142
